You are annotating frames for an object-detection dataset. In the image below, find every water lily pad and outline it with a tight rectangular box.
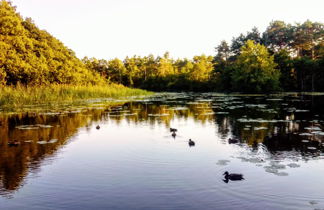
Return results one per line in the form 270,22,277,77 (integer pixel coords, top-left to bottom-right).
148,114,169,117
216,160,231,166
274,172,289,176
48,139,58,143
309,200,318,205
287,163,300,168
200,112,215,116
16,125,39,130
254,127,268,130
304,127,322,131
299,133,313,136
265,167,278,174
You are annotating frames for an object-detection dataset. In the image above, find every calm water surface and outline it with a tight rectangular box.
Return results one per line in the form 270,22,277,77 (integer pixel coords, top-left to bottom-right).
1,93,324,210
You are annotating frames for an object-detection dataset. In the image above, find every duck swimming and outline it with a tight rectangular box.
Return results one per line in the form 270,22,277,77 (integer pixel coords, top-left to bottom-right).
228,138,239,144
96,125,100,129
188,139,195,146
170,128,177,132
8,141,20,147
223,171,244,183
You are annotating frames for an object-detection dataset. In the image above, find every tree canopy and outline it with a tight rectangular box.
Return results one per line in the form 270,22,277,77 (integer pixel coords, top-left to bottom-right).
0,0,103,86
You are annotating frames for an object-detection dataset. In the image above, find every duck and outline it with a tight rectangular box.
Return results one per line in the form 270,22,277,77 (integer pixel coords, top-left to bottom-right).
228,138,239,144
96,125,100,130
8,141,20,147
188,139,195,146
223,171,244,181
170,128,177,132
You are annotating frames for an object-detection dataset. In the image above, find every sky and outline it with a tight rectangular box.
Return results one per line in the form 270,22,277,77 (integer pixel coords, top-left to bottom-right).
12,0,324,60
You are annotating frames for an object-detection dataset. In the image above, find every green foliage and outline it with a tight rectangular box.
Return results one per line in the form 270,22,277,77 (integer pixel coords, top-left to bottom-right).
274,50,296,90
215,20,324,92
1,1,324,94
83,53,214,91
0,0,104,85
231,40,280,92
0,84,152,109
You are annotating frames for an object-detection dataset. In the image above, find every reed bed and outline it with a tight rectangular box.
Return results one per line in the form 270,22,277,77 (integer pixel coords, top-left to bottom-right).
0,84,152,108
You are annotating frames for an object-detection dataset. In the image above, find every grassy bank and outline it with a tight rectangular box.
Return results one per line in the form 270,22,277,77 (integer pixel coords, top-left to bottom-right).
0,84,153,109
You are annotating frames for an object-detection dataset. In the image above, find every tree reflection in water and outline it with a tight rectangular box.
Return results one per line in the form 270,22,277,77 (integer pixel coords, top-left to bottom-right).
0,93,323,196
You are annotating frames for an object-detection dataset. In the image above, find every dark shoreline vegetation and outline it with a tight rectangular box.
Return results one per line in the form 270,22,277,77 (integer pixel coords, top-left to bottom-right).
0,0,324,110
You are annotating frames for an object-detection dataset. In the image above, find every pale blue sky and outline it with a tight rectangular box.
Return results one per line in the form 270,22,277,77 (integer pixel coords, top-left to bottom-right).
12,0,324,59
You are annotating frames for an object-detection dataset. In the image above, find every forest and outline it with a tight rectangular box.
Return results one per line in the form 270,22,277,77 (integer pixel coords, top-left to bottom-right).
83,21,324,92
1,0,324,93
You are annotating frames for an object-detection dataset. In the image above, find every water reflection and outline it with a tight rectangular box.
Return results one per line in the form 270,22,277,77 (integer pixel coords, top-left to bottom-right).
0,93,323,208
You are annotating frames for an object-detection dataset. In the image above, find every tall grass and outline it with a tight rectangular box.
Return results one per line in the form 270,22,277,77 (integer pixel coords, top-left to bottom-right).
0,84,152,108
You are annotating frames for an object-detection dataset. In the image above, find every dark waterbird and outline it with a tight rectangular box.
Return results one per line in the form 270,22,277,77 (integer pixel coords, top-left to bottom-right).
96,125,100,129
170,128,177,132
223,171,244,183
228,138,239,144
188,139,195,146
8,141,20,147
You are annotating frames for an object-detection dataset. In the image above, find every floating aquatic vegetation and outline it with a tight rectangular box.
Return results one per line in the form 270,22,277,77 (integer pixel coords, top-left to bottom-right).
196,99,213,102
199,112,215,116
266,98,284,101
269,162,286,169
304,126,322,131
254,127,268,130
237,118,291,123
309,200,318,205
299,133,313,136
16,125,40,130
216,160,231,166
16,124,53,130
295,110,310,112
124,113,137,116
37,124,53,128
48,139,58,143
245,104,267,108
148,113,170,117
108,114,123,117
274,172,289,176
169,107,188,111
227,105,244,110
265,167,278,174
215,112,229,114
237,157,264,163
287,108,296,112
287,163,300,168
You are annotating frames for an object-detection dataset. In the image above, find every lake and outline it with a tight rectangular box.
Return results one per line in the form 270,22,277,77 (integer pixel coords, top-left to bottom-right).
0,92,324,210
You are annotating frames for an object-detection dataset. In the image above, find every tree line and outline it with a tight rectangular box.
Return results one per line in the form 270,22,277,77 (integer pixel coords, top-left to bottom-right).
1,0,324,93
83,20,324,92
